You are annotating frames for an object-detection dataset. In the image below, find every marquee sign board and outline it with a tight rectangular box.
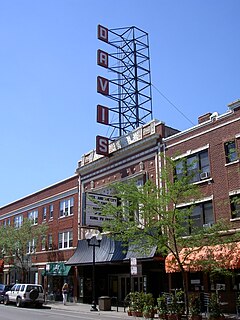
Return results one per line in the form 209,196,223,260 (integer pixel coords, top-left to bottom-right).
83,192,118,227
96,24,152,156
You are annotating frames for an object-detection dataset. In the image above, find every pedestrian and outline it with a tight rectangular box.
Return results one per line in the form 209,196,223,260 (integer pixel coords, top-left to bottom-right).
62,283,69,305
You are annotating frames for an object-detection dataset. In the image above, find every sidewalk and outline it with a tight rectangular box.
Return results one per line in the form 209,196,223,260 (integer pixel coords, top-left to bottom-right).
46,300,130,318
46,301,240,319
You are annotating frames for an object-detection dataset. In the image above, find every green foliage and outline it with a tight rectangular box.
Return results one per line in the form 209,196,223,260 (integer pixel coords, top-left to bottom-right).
189,294,202,315
157,294,168,315
0,219,48,281
209,293,223,319
168,291,184,315
100,155,240,314
124,291,154,313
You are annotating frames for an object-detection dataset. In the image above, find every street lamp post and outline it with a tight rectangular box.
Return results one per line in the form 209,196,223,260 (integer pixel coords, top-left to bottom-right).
85,230,102,312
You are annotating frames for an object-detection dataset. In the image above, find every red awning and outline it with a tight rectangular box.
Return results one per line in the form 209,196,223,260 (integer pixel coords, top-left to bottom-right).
165,242,240,273
0,259,3,273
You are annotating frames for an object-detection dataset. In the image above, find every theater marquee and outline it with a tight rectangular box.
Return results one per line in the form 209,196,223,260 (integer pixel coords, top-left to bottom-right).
83,192,117,227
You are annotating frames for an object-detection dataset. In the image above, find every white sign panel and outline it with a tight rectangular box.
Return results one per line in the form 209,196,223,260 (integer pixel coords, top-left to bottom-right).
85,192,117,227
131,266,138,276
130,258,137,266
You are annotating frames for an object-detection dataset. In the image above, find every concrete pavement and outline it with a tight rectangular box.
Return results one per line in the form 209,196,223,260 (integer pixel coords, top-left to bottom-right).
46,300,130,318
46,301,240,319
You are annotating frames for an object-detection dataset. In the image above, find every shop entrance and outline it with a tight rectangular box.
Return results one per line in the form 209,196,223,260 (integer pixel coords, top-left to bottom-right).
109,274,146,304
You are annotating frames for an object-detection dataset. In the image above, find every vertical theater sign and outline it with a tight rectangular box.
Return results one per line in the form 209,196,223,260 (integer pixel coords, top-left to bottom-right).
96,24,153,156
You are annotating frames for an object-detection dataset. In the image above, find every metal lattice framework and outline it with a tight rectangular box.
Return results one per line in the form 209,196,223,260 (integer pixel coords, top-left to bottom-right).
105,26,153,138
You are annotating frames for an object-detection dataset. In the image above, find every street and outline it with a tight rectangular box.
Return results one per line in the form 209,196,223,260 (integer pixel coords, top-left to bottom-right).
0,304,128,320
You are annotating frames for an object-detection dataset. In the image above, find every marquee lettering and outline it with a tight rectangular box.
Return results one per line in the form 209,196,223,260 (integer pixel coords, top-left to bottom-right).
97,105,109,125
97,25,108,43
96,135,109,156
97,76,109,95
97,49,108,68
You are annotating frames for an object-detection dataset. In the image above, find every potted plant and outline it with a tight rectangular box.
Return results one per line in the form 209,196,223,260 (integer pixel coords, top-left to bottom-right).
168,291,184,320
142,292,155,318
143,304,155,319
126,291,144,317
208,293,225,320
189,294,202,320
124,292,134,316
157,294,168,319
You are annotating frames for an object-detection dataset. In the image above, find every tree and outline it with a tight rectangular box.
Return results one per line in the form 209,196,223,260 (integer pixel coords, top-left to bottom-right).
101,156,240,314
0,219,48,283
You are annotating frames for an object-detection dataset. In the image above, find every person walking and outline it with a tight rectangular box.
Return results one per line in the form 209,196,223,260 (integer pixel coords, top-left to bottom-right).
62,283,69,305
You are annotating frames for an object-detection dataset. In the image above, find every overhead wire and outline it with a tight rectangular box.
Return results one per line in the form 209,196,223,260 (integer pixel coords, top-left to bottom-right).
151,83,195,126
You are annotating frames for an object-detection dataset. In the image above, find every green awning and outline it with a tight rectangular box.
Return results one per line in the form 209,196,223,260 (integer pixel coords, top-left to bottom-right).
42,262,71,276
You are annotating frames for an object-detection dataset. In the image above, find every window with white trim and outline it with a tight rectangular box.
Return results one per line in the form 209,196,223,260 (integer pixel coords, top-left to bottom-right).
28,210,38,225
42,207,47,221
175,150,210,182
27,239,36,254
48,234,53,250
59,197,74,217
180,201,214,235
58,230,73,249
231,195,240,219
225,141,238,163
14,215,23,228
41,236,46,251
49,204,54,219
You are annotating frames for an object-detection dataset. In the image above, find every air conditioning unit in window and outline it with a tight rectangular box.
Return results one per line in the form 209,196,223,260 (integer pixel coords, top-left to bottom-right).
200,171,210,180
203,222,213,228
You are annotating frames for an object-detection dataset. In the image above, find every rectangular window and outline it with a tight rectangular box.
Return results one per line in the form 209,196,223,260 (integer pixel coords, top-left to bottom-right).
225,141,238,163
14,215,23,228
28,210,38,225
27,239,36,254
58,230,73,249
231,195,240,219
59,197,74,217
180,201,214,235
48,234,53,250
49,204,54,219
41,236,46,251
42,207,47,221
175,150,210,182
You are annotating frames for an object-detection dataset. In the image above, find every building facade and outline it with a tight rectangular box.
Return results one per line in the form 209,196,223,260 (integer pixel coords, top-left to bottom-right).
0,99,239,310
163,99,240,312
0,175,79,301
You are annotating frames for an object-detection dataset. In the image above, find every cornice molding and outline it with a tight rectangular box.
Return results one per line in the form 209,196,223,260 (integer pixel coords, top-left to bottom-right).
76,133,160,177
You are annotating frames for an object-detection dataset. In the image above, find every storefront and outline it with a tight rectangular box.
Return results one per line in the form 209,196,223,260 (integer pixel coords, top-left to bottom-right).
66,236,166,304
43,262,73,301
165,242,240,313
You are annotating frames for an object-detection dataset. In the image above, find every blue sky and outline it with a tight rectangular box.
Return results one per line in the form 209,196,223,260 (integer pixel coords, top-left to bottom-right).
0,0,239,206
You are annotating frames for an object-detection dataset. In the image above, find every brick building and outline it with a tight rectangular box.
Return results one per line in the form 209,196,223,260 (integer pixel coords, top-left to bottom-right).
0,99,239,309
163,99,240,312
0,175,79,301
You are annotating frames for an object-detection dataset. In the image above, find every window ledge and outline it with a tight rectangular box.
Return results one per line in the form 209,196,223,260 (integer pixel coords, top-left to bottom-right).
58,214,73,219
230,217,240,222
193,178,213,185
225,159,239,167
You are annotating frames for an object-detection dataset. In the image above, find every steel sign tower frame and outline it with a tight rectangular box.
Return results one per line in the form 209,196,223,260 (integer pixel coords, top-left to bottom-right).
97,25,153,139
